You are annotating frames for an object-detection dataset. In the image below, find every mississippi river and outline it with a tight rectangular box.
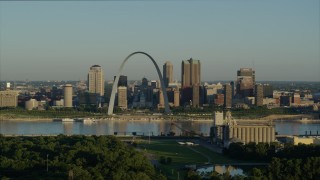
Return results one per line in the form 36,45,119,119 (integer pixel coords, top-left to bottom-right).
1,119,320,136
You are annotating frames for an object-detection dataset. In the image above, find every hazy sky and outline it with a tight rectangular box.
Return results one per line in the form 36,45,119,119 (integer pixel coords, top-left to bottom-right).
0,1,319,82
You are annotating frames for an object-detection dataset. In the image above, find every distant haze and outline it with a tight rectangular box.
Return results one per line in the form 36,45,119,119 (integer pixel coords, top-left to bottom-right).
0,1,319,82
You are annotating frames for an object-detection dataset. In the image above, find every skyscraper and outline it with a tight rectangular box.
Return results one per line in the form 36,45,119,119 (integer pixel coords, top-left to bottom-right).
255,84,263,106
118,86,127,109
114,75,127,87
236,68,255,98
158,89,164,109
174,88,180,107
192,84,200,107
163,61,173,88
263,84,273,98
224,83,232,108
88,65,105,96
181,58,201,88
63,84,73,107
181,58,201,106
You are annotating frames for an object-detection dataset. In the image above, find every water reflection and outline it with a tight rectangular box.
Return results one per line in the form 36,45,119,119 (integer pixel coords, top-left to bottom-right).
274,120,320,135
197,165,244,177
63,122,73,135
0,119,319,136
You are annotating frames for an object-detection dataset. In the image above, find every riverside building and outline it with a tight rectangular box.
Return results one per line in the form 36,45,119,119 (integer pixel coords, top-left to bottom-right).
63,84,73,107
0,90,19,108
211,111,275,147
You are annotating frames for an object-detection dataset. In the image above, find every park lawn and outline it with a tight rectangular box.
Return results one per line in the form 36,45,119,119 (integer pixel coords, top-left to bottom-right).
143,140,208,165
190,145,237,164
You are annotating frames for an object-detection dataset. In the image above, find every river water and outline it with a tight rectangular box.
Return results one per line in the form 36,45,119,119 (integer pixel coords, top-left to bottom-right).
1,119,320,136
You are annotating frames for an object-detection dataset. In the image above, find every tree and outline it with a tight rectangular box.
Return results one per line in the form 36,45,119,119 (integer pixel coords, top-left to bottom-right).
185,170,201,180
268,158,282,179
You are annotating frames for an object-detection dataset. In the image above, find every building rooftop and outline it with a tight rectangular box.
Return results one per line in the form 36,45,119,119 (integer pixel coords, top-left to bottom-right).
91,65,101,67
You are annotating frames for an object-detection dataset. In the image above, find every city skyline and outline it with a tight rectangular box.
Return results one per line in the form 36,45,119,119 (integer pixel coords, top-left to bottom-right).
0,1,319,81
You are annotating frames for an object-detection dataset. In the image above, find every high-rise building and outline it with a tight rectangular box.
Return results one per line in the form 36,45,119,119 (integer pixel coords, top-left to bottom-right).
181,58,201,105
0,90,18,108
224,83,232,108
263,84,273,98
141,77,148,87
192,84,200,107
236,68,255,98
230,81,235,102
174,88,180,107
181,58,201,88
63,84,73,107
181,87,193,106
255,84,263,106
280,95,291,107
158,89,165,109
118,86,127,109
88,65,105,96
214,94,224,106
163,61,173,88
114,75,127,87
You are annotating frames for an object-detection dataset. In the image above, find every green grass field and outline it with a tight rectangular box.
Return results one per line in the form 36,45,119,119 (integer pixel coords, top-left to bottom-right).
138,139,239,179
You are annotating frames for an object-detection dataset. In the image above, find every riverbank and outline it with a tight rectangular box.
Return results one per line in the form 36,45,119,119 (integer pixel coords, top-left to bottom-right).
257,114,315,120
1,114,318,123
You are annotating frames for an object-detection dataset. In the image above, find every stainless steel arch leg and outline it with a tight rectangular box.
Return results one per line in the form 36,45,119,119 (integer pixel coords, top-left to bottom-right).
107,51,171,115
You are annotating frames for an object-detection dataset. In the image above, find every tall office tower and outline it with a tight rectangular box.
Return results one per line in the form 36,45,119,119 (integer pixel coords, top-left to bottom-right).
174,88,180,107
163,61,173,88
141,77,148,87
63,84,73,107
255,84,263,106
181,58,201,105
88,65,105,96
118,86,127,109
236,68,255,98
263,84,273,98
181,58,201,88
230,81,235,99
192,84,200,107
224,83,232,108
114,75,128,87
158,89,165,109
280,95,291,107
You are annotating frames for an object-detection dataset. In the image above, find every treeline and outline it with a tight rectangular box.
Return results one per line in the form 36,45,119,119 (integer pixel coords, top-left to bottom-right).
184,157,320,180
220,142,320,180
231,106,299,119
0,135,165,180
265,157,320,180
0,108,100,119
223,142,320,161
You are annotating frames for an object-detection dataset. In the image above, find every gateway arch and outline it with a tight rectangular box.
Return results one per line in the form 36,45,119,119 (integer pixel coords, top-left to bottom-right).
107,51,171,115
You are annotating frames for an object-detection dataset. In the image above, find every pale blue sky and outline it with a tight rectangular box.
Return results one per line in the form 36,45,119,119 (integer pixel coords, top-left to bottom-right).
0,1,319,82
